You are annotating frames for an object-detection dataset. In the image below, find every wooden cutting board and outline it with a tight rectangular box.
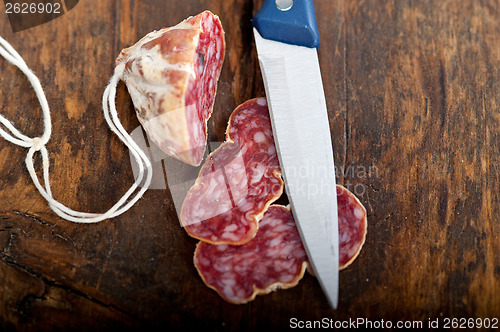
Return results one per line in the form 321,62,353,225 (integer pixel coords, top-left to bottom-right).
0,0,498,330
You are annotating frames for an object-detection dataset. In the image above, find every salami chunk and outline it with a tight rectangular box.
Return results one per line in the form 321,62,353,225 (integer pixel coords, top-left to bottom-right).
116,11,225,166
194,205,308,304
180,98,283,244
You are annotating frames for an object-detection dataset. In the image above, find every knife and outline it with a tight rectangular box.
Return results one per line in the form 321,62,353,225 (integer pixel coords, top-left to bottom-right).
252,0,340,308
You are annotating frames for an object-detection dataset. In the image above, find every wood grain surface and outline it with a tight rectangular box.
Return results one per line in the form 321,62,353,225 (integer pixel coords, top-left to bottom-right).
0,0,499,330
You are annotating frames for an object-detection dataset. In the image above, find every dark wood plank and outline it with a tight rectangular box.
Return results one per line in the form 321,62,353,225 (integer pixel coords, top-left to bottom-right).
340,0,500,320
0,0,498,330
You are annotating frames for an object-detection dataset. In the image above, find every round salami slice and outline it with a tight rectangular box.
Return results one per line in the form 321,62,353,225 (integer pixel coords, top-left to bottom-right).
336,184,367,270
195,185,367,304
180,98,283,245
194,205,308,304
116,11,225,166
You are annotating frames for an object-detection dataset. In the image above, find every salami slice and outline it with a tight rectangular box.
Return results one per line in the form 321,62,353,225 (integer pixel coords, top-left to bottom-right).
194,205,308,304
116,11,225,166
180,98,283,245
194,185,367,303
336,184,367,270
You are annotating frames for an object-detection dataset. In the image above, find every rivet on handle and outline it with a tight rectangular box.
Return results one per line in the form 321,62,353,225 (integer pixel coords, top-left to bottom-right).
276,0,293,11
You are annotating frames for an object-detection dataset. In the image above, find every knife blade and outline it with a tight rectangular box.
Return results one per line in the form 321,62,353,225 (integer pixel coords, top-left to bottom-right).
252,0,340,309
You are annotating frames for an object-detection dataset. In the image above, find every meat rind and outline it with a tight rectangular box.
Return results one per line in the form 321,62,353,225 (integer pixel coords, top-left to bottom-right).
180,98,283,244
194,205,308,304
116,11,225,166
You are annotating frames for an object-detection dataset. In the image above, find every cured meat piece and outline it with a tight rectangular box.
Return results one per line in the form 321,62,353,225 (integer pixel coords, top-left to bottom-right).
180,98,283,244
116,11,225,166
336,184,367,270
194,185,367,304
304,185,367,274
194,205,308,304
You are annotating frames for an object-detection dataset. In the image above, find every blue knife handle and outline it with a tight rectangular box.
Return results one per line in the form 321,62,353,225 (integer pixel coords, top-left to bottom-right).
252,0,320,48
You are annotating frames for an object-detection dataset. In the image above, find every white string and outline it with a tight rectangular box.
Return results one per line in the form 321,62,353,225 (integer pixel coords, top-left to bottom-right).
0,36,152,223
